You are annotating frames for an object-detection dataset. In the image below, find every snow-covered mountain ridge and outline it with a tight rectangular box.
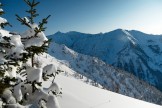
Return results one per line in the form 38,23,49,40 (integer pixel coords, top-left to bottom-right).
48,29,162,92
47,42,162,105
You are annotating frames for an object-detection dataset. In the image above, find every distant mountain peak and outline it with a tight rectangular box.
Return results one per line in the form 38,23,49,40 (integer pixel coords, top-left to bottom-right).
55,31,62,35
106,28,125,34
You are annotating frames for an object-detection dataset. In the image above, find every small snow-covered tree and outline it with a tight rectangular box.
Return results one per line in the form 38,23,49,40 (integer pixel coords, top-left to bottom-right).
14,0,61,107
16,0,51,67
15,0,52,93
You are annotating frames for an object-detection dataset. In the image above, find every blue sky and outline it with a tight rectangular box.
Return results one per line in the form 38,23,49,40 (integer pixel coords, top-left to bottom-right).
1,0,162,35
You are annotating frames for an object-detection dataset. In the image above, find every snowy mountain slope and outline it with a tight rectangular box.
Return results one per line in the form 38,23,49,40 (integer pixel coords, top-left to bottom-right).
39,54,162,108
48,29,162,91
56,75,162,108
47,42,162,105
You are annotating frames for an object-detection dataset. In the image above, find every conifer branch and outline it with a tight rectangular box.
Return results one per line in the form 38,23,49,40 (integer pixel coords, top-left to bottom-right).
15,14,31,28
24,0,40,24
34,15,51,37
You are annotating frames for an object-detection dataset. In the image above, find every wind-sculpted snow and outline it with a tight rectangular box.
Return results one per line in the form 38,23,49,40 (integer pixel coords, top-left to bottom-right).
48,42,162,105
48,29,162,91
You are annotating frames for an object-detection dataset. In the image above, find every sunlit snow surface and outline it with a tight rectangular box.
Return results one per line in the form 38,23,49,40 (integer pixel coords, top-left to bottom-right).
41,54,162,108
55,75,162,108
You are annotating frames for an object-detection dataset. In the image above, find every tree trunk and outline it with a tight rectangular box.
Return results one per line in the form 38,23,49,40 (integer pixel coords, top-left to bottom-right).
31,54,34,67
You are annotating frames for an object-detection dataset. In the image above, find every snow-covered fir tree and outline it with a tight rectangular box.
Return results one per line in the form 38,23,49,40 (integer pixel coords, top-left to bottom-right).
0,2,25,107
0,0,62,107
